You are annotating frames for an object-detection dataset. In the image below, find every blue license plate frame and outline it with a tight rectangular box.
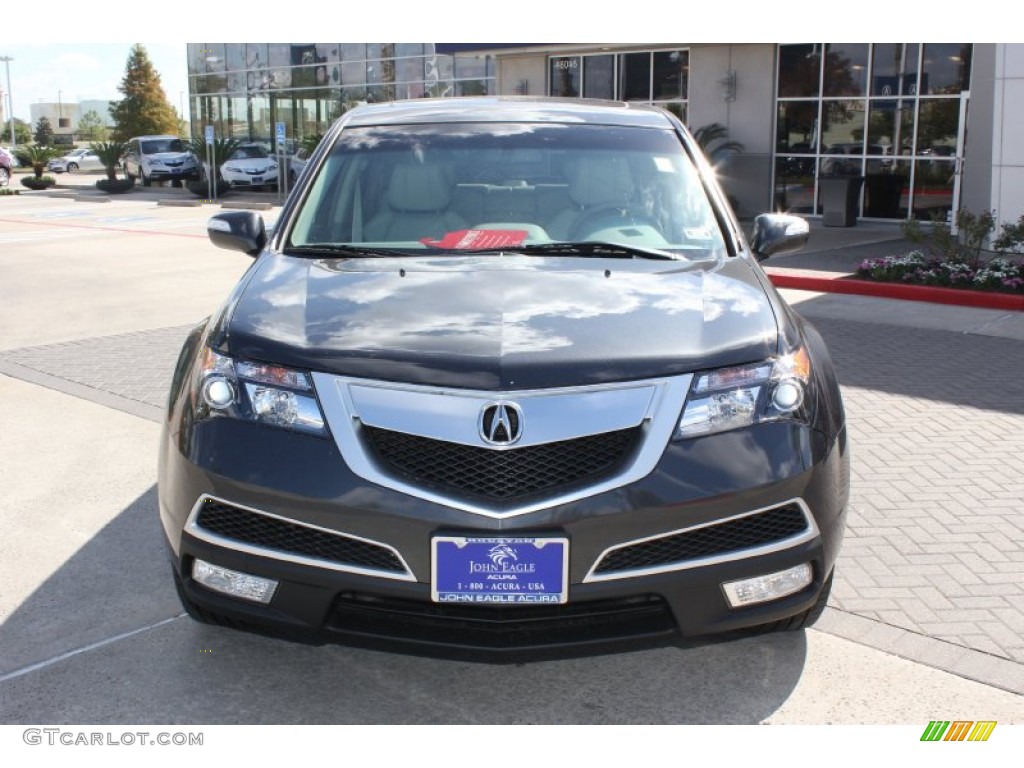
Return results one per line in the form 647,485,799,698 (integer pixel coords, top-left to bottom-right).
431,536,569,605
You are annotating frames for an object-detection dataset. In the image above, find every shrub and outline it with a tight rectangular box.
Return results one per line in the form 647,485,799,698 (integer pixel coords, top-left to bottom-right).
96,178,136,194
186,179,231,199
21,175,56,190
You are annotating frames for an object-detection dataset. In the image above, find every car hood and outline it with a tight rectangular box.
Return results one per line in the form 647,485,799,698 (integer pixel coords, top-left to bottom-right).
219,253,781,390
224,158,275,169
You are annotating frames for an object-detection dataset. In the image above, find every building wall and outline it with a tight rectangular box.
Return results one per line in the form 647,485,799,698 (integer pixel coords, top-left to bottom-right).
688,44,776,217
991,44,1024,228
962,44,995,224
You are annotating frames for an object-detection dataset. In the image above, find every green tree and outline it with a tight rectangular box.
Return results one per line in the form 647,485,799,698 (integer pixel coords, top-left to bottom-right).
4,118,32,146
77,110,108,141
109,44,180,141
34,116,55,146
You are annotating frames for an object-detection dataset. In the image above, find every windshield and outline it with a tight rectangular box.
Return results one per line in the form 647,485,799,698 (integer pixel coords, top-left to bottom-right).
287,122,726,259
141,138,186,154
230,146,270,160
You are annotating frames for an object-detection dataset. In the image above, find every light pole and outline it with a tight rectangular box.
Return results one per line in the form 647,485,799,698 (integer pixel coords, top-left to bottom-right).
0,55,13,148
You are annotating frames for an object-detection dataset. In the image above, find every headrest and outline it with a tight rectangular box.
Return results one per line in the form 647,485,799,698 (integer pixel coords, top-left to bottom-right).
387,163,452,212
567,156,635,207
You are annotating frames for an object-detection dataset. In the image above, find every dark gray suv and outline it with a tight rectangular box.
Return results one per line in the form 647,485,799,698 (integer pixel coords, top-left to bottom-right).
158,97,849,659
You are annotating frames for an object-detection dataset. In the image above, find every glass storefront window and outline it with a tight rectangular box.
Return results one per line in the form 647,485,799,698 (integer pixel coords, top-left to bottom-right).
550,56,581,97
341,60,366,87
652,50,688,101
776,101,819,153
821,99,866,151
547,49,687,105
917,98,961,154
823,44,868,97
867,100,915,156
619,52,651,101
774,42,972,221
774,157,816,215
870,43,920,96
779,44,821,98
921,44,972,95
913,158,955,220
583,55,614,100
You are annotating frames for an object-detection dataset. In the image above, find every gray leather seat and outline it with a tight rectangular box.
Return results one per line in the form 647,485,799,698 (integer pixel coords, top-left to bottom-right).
364,163,467,242
545,156,636,240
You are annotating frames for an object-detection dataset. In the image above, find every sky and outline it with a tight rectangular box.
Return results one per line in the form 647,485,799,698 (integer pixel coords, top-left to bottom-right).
0,44,188,124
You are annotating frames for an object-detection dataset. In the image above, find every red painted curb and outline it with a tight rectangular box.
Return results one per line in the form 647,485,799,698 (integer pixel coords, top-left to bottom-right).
766,271,1024,312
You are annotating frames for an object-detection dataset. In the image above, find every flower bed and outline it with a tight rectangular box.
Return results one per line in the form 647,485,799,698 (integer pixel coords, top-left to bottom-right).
857,251,1024,294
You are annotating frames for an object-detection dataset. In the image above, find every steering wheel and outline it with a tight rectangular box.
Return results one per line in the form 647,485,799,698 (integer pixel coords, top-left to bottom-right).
568,203,655,240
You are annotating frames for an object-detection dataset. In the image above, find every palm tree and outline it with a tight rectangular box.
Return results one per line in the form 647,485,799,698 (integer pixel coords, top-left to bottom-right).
691,123,744,168
22,145,59,179
188,136,243,182
90,141,128,182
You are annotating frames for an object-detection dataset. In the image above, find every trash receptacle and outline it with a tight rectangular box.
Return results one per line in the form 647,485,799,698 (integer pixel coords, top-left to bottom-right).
819,175,864,227
864,174,905,218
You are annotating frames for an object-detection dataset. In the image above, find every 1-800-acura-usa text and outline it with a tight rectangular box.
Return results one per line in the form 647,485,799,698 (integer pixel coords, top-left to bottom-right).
158,97,849,659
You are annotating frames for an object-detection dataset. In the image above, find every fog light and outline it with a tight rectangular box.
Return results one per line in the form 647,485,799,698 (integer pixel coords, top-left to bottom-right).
722,563,813,608
192,559,278,604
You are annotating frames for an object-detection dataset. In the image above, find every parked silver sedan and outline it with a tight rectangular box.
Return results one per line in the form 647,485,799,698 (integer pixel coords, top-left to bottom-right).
48,148,103,173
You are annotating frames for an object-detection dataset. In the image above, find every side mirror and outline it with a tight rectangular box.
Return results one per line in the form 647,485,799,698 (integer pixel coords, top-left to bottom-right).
749,213,810,261
207,211,267,257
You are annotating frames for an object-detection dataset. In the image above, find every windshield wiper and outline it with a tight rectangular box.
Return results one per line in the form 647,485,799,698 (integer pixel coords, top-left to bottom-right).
285,244,412,258
514,242,680,261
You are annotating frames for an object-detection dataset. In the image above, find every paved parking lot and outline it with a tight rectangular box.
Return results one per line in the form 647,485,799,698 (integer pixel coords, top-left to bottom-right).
1,191,1022,724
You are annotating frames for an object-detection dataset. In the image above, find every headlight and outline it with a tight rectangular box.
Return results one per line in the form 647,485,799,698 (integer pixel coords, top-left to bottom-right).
268,163,278,171
677,347,813,439
148,159,165,167
196,348,327,436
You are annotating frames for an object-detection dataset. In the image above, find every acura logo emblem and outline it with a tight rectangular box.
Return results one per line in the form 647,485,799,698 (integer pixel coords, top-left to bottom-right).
479,402,523,445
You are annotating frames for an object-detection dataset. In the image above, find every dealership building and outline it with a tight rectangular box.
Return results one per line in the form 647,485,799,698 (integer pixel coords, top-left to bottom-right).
187,43,1023,228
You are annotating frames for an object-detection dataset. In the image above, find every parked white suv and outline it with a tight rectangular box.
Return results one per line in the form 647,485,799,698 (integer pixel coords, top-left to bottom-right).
122,135,199,186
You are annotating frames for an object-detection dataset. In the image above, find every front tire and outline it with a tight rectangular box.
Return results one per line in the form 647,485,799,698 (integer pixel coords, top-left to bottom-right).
67,162,78,172
0,167,9,187
141,171,151,187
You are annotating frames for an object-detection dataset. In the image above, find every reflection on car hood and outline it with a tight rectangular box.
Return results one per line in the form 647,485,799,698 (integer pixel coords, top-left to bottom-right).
221,254,780,390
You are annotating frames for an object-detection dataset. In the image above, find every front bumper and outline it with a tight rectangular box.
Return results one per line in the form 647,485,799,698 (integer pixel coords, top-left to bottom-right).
159,412,849,658
148,166,199,181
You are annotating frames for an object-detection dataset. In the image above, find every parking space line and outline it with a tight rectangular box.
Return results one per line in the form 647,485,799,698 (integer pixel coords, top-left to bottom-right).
0,217,208,239
0,615,184,684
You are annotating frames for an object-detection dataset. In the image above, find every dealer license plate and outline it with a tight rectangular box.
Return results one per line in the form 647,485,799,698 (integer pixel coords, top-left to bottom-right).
252,176,263,184
432,536,568,604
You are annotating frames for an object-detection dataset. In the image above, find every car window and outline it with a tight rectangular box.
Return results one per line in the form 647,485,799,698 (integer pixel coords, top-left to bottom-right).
229,146,269,160
287,122,726,259
141,139,186,154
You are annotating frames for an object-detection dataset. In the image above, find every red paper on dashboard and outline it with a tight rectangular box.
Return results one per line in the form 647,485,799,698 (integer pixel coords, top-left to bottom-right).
421,229,528,250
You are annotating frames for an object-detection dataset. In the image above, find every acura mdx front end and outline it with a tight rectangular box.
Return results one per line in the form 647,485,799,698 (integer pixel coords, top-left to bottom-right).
158,97,849,659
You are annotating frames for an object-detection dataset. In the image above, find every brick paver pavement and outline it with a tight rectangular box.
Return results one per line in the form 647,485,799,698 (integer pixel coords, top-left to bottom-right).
2,315,1022,679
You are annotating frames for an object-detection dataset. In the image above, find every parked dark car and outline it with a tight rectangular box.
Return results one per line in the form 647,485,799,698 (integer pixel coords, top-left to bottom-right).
159,97,849,660
0,147,11,187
